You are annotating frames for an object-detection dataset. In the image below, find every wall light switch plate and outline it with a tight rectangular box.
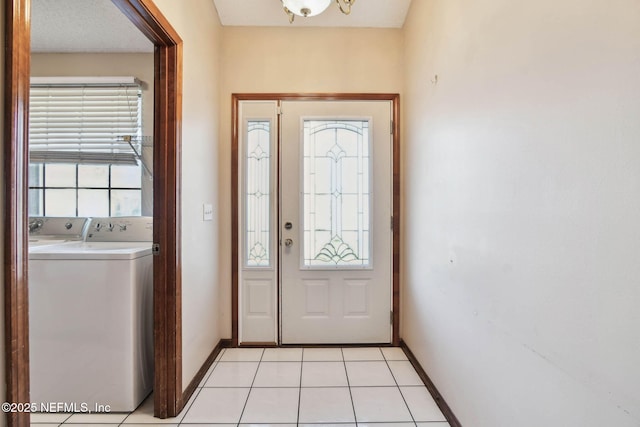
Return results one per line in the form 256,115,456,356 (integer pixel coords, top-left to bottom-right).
203,203,213,221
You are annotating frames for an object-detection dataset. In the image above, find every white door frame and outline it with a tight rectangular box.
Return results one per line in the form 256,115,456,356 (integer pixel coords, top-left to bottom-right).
231,94,401,347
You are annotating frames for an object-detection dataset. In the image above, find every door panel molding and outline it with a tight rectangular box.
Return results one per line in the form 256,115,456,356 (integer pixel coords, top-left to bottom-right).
4,1,183,424
232,93,400,347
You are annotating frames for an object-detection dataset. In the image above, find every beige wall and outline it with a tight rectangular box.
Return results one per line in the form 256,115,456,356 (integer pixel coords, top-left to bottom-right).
152,0,223,391
219,26,404,336
221,27,403,94
31,53,155,215
402,0,640,426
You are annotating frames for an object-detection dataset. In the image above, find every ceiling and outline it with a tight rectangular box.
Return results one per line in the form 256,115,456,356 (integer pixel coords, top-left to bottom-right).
30,0,412,53
31,0,153,53
213,0,412,28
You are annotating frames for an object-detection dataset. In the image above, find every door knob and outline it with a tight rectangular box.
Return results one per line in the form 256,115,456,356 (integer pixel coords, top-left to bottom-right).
284,238,293,247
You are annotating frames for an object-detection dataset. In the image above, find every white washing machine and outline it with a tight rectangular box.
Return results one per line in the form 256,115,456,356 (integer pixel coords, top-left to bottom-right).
29,217,154,412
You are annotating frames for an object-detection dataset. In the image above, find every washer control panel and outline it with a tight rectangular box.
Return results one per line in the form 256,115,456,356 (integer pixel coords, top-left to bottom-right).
85,217,153,242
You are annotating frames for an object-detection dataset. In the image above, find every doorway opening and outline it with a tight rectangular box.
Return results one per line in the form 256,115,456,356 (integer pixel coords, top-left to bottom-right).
231,94,401,347
4,0,183,423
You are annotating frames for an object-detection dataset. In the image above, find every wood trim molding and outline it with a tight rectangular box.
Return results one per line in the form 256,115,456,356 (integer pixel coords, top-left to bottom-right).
152,41,183,420
3,1,31,425
233,93,400,102
391,95,401,346
180,339,232,407
280,343,396,348
231,93,401,346
238,342,278,348
113,0,180,45
111,0,183,419
400,340,463,427
231,95,240,347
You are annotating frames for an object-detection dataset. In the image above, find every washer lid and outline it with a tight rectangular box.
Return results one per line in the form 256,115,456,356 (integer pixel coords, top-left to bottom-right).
28,241,152,260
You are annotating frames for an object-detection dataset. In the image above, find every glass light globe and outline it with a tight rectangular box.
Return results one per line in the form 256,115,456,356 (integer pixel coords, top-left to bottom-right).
282,0,332,17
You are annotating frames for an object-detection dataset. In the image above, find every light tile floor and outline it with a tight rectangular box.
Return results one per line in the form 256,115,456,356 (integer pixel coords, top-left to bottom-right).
30,347,450,426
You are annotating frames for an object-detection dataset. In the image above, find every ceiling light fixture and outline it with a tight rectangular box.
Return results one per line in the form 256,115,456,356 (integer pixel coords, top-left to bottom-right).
281,0,356,23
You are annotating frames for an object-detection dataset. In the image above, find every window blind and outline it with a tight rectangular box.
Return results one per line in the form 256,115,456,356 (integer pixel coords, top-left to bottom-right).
29,77,142,165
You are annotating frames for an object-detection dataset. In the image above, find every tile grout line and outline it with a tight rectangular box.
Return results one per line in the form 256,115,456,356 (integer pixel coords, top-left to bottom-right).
235,348,265,426
198,347,224,386
172,348,226,427
177,379,208,426
119,350,226,427
49,411,74,426
341,347,359,427
296,348,304,426
383,349,418,426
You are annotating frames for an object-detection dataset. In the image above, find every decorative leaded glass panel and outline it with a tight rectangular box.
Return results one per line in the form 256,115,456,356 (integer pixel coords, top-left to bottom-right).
303,120,371,267
246,121,271,267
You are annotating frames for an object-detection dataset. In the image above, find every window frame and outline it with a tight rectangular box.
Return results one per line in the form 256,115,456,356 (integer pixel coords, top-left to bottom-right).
28,163,143,217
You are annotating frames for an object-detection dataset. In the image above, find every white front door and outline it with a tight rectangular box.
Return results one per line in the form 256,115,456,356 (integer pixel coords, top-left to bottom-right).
280,100,393,344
